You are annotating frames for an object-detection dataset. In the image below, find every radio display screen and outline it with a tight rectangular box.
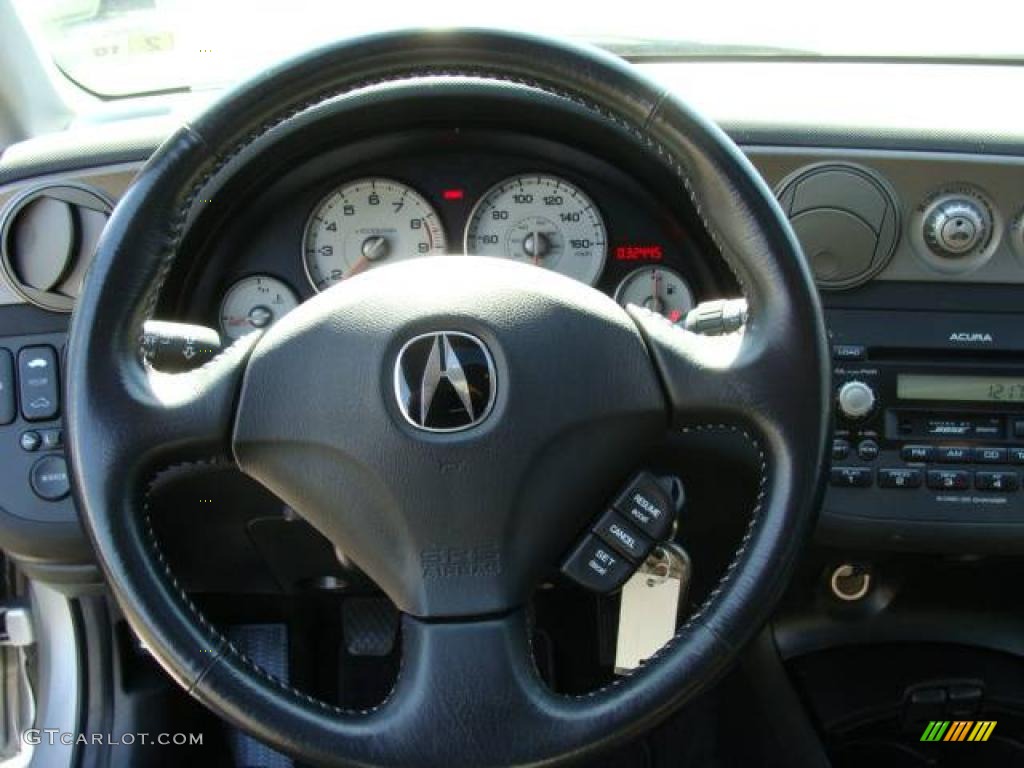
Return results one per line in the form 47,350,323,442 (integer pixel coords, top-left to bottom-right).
898,374,1024,403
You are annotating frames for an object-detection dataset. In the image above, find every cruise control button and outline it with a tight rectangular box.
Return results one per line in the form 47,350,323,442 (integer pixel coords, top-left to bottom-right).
972,447,1006,464
830,467,873,487
878,468,923,489
30,454,70,501
901,445,934,462
0,349,13,425
612,473,673,540
936,447,971,464
561,535,633,593
18,346,59,422
593,510,653,562
926,469,970,491
975,471,1019,492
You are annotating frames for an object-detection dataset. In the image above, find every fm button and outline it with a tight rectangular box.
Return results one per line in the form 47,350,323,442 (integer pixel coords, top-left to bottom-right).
613,472,674,540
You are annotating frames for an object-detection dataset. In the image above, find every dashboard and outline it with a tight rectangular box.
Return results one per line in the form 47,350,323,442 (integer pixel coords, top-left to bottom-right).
2,64,1024,585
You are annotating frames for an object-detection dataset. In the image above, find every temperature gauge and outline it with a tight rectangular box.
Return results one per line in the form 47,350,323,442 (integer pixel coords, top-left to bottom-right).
219,275,299,341
614,267,694,322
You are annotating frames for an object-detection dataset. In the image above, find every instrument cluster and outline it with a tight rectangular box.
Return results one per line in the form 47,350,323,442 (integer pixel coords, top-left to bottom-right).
207,135,720,341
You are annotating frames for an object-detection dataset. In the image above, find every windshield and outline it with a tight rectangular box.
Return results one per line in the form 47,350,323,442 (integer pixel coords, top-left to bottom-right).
14,0,1024,98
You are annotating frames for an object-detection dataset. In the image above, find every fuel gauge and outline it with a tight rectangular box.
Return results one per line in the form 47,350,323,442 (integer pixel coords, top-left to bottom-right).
219,275,299,340
614,267,694,323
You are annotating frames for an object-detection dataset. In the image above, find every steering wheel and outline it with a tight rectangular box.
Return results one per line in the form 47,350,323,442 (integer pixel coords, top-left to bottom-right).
66,28,829,768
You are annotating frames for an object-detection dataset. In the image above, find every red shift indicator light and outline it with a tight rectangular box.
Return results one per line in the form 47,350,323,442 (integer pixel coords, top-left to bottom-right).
615,244,663,261
442,188,465,201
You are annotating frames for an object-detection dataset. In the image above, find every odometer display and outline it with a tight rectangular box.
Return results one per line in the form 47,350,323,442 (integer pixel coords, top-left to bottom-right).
302,178,446,291
463,174,607,285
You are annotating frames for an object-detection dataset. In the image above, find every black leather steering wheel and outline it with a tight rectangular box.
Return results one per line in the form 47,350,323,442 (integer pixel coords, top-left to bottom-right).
66,28,829,768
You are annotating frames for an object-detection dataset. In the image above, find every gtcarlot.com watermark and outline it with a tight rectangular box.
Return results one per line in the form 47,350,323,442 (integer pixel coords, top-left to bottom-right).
24,730,203,746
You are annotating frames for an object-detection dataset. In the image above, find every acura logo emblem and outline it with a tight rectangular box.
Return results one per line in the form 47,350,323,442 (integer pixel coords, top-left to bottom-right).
394,332,496,432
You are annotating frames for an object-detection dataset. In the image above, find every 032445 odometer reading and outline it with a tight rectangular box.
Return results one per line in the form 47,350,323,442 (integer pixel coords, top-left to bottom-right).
464,174,607,285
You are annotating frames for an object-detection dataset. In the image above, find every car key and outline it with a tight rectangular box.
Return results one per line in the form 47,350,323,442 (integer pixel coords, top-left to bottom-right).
614,541,691,675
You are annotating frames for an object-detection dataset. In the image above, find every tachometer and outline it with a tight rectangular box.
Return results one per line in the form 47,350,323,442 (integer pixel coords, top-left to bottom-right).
464,174,607,285
302,178,447,291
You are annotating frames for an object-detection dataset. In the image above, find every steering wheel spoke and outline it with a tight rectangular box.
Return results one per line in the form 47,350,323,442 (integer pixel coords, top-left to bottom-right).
69,330,258,476
629,306,820,446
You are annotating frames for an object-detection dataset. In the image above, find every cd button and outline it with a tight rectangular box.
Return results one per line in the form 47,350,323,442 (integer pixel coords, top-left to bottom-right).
972,447,1007,464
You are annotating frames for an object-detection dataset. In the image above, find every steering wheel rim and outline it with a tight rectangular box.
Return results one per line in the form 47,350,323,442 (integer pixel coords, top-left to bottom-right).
66,28,829,767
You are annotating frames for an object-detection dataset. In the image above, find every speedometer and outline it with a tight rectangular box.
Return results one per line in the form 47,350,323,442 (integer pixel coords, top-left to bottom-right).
302,178,447,291
464,174,607,285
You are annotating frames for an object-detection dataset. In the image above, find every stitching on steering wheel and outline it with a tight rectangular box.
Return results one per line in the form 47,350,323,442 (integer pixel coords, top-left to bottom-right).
140,421,765,712
133,67,768,714
140,460,396,716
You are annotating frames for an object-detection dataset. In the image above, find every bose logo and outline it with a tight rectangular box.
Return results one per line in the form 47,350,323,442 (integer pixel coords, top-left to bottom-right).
949,332,994,343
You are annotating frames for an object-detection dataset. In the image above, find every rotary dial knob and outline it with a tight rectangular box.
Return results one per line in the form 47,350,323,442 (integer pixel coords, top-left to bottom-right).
923,198,989,258
837,380,876,420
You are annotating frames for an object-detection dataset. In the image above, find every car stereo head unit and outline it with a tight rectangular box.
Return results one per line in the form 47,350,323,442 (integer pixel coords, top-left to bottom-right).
820,308,1024,552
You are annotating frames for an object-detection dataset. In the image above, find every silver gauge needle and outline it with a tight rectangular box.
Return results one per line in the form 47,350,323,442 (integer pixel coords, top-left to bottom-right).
650,269,664,314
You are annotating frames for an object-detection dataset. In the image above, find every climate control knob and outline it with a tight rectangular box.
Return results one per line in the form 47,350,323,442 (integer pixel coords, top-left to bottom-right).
837,380,876,420
923,198,988,258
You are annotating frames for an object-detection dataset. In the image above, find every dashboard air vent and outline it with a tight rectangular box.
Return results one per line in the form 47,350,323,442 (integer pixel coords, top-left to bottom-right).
776,163,901,290
0,184,112,312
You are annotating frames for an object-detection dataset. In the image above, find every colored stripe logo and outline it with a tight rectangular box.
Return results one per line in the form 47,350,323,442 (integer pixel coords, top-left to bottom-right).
920,721,996,742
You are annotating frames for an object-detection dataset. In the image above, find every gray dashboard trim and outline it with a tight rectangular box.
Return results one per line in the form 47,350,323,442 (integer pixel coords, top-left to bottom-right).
748,146,1024,286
